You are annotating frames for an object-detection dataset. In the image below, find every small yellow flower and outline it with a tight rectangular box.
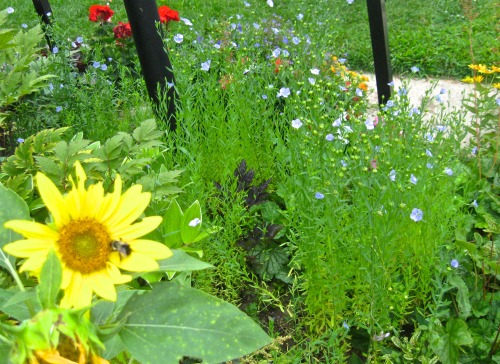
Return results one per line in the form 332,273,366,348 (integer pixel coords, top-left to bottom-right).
462,76,474,83
462,75,484,83
493,83,500,89
3,162,172,308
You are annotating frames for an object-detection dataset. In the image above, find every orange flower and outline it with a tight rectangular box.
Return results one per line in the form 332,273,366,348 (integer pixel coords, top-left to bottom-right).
358,82,368,91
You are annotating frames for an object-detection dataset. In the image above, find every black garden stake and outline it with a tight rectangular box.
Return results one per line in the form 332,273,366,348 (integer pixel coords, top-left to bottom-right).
366,0,393,106
123,0,177,131
32,0,55,51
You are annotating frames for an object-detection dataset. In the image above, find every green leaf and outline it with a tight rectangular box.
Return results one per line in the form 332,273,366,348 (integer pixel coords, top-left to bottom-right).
448,275,471,319
0,184,30,270
37,250,62,309
0,339,11,364
156,249,212,272
447,318,472,346
132,119,163,142
118,282,271,363
432,318,472,364
0,288,40,321
162,199,183,248
181,200,202,244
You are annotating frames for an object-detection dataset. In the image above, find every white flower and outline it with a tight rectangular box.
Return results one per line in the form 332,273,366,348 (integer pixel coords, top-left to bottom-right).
180,17,193,26
189,218,201,227
297,13,304,21
389,170,396,181
173,34,184,43
308,77,315,85
267,0,274,7
292,37,300,45
346,0,354,4
291,119,302,129
310,68,320,75
201,60,211,71
410,208,423,222
277,87,291,98
6,7,14,14
365,117,375,130
444,168,453,176
410,174,418,185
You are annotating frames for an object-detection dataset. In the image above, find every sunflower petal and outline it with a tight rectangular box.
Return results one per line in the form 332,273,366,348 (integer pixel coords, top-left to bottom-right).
85,182,105,218
88,272,117,302
2,239,53,256
117,252,159,272
106,263,132,284
111,216,162,241
104,186,150,229
36,173,70,226
65,188,81,221
4,220,58,240
35,350,76,364
61,272,93,309
129,240,172,260
61,268,74,290
19,251,50,273
98,175,123,222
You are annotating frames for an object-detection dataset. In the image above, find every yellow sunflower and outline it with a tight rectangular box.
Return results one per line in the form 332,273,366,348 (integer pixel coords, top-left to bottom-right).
3,161,172,308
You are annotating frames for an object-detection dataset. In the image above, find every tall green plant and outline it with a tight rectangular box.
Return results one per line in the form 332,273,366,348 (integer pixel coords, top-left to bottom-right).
0,8,53,152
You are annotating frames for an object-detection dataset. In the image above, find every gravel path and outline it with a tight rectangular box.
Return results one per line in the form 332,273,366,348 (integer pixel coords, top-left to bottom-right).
364,73,475,118
364,73,479,146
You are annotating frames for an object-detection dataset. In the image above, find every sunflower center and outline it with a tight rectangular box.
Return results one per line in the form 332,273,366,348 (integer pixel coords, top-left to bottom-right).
58,219,111,274
55,334,81,362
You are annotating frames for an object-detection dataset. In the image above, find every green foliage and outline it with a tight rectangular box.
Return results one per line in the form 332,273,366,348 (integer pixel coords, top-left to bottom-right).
37,250,62,310
0,120,183,210
0,9,53,123
117,281,271,363
0,0,497,362
430,318,473,364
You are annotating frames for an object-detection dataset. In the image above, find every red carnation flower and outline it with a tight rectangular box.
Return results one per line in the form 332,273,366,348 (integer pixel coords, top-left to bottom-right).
158,5,180,23
89,5,114,22
113,22,132,39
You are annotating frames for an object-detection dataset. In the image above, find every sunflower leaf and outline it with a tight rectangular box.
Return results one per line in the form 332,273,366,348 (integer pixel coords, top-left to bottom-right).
156,249,212,272
0,183,29,271
37,250,62,310
118,282,271,363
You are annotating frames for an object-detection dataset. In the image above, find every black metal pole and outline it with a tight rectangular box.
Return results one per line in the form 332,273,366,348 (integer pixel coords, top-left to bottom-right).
32,0,55,51
366,0,392,106
123,0,177,131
